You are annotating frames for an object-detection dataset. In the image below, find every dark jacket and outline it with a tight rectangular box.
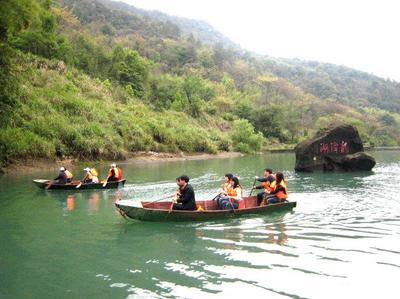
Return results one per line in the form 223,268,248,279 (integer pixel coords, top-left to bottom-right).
176,184,196,210
54,171,67,184
255,175,275,189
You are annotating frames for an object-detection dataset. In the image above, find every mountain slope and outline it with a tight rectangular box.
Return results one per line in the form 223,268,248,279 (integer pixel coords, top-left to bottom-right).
61,0,400,113
1,0,399,167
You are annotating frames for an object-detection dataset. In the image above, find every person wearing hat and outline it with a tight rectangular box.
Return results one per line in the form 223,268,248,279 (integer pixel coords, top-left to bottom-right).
105,163,123,183
82,167,99,184
53,166,73,184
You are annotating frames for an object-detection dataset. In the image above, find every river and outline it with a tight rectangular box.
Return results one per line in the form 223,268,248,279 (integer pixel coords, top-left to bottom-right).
0,151,399,298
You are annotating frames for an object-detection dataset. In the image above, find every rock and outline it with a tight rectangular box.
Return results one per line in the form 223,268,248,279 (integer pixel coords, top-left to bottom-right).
295,124,376,172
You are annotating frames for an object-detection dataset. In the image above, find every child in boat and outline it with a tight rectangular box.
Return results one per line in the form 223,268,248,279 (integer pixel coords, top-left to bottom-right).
217,176,243,210
265,172,288,204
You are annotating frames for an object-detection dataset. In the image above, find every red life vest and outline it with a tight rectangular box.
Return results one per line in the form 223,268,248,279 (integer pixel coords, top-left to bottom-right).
108,167,123,180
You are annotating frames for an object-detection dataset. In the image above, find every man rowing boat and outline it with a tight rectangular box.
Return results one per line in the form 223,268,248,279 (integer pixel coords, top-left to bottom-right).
172,175,196,211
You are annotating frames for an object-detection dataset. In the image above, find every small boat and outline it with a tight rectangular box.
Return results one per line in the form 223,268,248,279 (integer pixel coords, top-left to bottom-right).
115,196,296,222
33,179,126,190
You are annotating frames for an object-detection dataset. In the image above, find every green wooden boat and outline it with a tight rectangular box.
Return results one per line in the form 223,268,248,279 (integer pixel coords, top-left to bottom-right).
115,196,296,222
33,179,126,190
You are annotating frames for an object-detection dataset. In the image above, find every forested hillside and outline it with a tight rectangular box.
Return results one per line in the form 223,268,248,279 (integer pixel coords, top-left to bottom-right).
1,0,399,167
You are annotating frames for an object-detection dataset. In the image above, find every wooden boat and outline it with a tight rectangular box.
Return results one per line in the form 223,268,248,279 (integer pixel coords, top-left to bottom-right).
33,179,126,190
115,196,296,222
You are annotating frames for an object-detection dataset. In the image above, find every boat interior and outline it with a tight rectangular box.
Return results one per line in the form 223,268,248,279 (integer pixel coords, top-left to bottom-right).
142,196,259,210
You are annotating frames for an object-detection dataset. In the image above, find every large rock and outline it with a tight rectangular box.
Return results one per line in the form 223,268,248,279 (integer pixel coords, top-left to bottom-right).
295,124,376,172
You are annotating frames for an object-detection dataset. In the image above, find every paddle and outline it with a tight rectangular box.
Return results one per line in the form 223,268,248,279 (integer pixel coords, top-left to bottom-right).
102,178,108,188
75,182,82,189
45,180,53,190
142,193,175,207
211,192,222,201
248,177,257,196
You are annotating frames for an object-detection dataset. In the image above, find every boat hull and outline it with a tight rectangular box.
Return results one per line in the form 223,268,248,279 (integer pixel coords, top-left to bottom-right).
115,196,296,222
33,179,126,190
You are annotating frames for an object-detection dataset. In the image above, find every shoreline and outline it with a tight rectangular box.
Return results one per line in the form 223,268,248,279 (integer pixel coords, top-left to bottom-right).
2,146,399,175
1,151,245,175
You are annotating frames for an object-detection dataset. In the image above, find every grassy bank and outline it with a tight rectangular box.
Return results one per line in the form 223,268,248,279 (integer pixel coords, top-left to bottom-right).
1,54,234,167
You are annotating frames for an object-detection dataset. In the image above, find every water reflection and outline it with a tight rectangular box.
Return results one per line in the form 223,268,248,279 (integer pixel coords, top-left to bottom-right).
106,213,296,298
88,192,100,215
66,194,75,212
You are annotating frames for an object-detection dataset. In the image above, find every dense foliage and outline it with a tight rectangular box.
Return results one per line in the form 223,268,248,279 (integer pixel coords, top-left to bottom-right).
1,0,399,167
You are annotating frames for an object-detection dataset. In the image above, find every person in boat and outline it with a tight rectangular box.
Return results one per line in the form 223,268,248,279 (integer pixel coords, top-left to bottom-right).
217,176,243,210
265,172,288,204
254,168,275,206
172,175,196,211
213,173,233,202
53,167,73,184
82,167,99,184
105,163,123,182
221,173,233,194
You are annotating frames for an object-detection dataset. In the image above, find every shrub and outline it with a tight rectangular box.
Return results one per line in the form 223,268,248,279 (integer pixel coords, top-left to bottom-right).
230,119,264,153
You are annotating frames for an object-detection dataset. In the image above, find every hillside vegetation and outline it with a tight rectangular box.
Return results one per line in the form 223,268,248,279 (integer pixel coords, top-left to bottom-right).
1,0,400,167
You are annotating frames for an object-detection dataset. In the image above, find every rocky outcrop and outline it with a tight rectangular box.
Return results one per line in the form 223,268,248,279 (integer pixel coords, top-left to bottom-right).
295,124,376,172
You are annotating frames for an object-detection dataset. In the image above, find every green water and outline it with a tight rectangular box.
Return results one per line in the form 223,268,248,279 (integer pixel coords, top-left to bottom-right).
1,152,399,298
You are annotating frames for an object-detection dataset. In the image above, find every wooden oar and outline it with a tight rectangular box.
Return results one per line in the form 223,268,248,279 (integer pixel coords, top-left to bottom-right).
102,179,108,187
211,192,222,201
142,193,175,207
45,180,53,190
249,177,257,196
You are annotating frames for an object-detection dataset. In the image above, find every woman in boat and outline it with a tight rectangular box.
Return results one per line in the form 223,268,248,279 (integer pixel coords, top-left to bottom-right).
172,175,196,211
221,173,233,194
254,168,275,206
82,167,99,184
265,172,288,204
213,173,233,202
217,176,243,210
53,167,73,184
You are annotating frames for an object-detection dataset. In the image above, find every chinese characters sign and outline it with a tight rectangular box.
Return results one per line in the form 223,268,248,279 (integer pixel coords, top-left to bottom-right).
318,140,349,154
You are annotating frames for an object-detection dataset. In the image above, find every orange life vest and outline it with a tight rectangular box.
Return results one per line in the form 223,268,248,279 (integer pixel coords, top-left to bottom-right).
227,187,237,197
227,186,244,209
274,180,288,200
116,167,122,180
261,181,274,193
227,186,243,198
222,182,231,193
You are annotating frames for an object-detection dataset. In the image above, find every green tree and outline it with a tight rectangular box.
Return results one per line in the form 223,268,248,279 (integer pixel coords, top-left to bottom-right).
231,119,263,153
110,47,148,97
250,106,284,140
0,0,38,42
0,0,40,126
